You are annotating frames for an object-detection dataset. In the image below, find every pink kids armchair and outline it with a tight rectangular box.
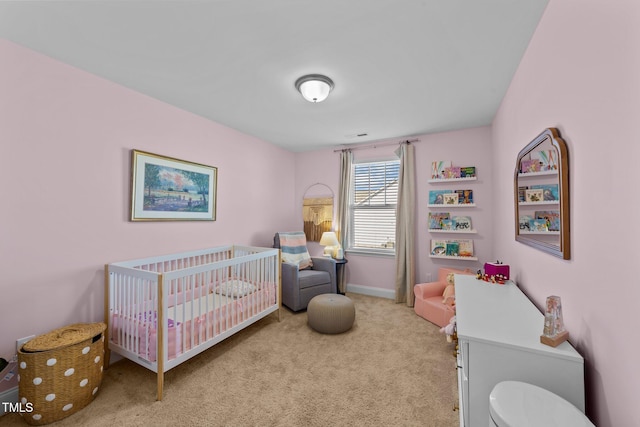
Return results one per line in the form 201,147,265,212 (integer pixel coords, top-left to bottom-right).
413,267,474,327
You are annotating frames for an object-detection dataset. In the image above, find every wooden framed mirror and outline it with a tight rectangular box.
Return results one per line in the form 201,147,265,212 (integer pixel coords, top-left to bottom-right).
514,128,570,259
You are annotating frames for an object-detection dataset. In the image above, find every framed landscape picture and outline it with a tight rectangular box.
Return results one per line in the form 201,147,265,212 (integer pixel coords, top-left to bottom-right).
130,150,217,221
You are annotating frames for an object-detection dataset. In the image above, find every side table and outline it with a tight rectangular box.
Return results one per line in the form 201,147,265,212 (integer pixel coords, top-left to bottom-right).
335,258,348,294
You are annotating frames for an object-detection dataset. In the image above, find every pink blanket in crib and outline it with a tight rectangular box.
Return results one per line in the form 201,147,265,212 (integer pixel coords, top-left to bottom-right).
111,283,275,362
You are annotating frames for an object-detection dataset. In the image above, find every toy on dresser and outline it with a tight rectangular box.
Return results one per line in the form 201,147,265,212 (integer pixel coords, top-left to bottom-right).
476,261,510,284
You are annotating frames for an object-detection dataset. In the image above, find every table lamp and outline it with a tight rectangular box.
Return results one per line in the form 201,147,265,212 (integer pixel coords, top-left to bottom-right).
319,231,340,258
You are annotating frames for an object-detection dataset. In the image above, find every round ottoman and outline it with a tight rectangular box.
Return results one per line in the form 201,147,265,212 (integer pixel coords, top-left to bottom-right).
307,294,355,334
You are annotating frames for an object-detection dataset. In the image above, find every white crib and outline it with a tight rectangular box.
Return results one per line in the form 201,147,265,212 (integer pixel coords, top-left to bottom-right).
104,245,280,400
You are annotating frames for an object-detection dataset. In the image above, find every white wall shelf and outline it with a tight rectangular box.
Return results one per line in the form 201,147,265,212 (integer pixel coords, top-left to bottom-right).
428,203,476,208
428,176,477,183
518,170,558,178
429,254,478,261
519,201,559,206
428,229,477,234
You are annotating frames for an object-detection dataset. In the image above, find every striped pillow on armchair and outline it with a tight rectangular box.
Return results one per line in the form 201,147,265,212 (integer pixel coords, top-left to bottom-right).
277,231,313,270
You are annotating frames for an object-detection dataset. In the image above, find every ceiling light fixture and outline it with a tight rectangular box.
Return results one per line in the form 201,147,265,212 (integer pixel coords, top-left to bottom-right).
295,74,334,103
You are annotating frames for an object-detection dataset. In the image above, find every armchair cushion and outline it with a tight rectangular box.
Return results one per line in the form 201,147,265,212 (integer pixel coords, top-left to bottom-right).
277,231,313,270
298,270,331,289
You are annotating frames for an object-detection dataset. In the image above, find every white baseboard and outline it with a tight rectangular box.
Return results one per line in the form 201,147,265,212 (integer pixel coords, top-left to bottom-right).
345,283,395,300
0,386,18,416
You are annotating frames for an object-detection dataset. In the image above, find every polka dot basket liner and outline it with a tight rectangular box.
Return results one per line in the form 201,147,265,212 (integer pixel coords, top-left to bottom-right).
18,322,106,425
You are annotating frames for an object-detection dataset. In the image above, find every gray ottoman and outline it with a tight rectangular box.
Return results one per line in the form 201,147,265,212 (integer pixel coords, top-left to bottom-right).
307,294,355,334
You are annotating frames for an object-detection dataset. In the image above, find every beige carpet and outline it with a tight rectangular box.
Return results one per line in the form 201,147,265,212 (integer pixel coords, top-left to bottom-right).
3,293,459,427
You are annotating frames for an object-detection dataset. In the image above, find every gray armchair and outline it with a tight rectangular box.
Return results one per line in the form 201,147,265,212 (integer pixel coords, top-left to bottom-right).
273,233,337,312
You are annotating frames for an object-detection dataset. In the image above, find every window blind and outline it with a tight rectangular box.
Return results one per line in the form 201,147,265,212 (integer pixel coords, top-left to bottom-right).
349,160,400,252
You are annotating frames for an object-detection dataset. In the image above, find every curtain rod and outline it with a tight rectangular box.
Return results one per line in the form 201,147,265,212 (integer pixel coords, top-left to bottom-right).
333,138,419,152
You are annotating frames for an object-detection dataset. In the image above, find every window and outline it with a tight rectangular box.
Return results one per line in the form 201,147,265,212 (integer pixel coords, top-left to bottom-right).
348,159,400,254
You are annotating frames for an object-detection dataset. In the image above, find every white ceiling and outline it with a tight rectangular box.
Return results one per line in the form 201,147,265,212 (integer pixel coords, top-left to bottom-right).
0,0,549,152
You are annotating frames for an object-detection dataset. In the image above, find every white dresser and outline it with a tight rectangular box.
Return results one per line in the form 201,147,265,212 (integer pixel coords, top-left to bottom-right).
454,275,585,426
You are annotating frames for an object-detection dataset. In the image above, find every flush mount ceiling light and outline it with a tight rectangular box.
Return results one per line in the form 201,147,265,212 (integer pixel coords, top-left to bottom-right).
295,74,334,103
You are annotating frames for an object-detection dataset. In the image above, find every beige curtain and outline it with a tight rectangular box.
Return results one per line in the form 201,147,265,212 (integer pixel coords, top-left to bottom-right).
394,142,416,306
336,150,353,293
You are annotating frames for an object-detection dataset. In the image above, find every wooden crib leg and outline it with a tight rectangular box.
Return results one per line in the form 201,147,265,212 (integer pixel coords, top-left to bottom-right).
157,275,164,401
157,371,164,401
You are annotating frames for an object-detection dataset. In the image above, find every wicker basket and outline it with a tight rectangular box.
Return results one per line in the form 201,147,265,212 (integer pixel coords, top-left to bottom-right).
18,322,106,425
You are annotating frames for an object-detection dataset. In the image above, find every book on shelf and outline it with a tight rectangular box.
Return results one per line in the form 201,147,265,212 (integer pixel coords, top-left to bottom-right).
525,188,544,203
445,241,459,256
530,184,559,201
431,239,447,256
460,166,476,178
428,212,450,229
535,210,560,231
456,239,474,257
441,219,457,230
529,218,549,232
518,186,528,202
454,189,474,204
431,160,451,180
519,215,534,231
520,158,542,173
531,149,558,171
452,216,472,231
443,166,461,179
429,190,453,205
443,193,459,205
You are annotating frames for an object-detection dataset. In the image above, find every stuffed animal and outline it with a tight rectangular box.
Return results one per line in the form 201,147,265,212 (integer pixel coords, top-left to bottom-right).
442,272,456,306
440,315,457,342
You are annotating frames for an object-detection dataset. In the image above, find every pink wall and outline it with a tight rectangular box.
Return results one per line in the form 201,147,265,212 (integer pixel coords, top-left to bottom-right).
3,0,635,420
492,1,640,425
295,126,493,297
0,39,297,358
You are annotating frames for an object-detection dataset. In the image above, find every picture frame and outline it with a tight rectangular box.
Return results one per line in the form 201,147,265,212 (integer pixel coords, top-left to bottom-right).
130,150,217,221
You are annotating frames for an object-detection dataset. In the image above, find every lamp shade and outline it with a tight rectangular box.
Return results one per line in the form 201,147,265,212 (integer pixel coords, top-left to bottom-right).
319,231,339,247
295,74,334,103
